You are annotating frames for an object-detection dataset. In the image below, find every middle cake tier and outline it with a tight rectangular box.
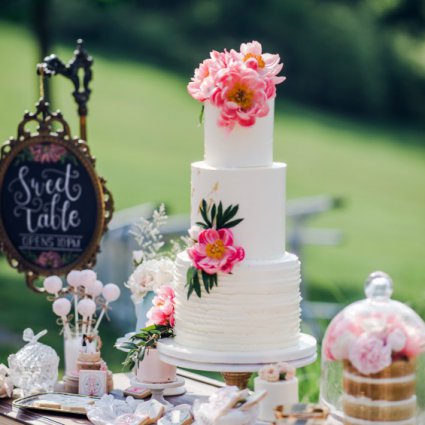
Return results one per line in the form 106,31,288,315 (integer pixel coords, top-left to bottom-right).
174,251,301,352
191,161,286,261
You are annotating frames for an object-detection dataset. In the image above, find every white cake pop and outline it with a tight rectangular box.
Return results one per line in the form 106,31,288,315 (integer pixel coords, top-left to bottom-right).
43,276,63,295
102,283,121,302
94,284,121,332
86,279,103,298
80,269,97,289
52,298,72,337
67,270,82,288
77,298,96,335
53,298,72,316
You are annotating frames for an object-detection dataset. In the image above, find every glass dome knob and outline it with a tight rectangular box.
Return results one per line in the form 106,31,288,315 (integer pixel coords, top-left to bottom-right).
365,271,393,301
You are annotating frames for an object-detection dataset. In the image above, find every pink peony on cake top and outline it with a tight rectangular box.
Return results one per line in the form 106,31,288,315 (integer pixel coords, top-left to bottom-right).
322,271,425,375
188,41,285,130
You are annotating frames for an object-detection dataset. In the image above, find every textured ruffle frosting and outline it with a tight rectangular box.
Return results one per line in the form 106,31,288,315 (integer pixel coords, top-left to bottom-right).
174,251,301,352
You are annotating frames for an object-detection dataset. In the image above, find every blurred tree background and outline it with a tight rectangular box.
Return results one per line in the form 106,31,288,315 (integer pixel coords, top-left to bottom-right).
1,0,425,124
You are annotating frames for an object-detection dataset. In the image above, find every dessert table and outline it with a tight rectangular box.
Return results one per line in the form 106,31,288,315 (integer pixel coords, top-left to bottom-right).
0,369,225,425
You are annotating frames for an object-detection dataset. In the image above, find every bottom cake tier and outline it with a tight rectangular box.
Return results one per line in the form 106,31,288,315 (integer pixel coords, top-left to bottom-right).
173,251,301,352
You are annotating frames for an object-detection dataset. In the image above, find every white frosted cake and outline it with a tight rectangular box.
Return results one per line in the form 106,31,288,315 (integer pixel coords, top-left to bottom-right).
173,41,305,356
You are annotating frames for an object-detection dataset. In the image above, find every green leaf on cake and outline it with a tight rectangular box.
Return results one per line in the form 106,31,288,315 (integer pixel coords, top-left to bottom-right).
197,199,244,230
221,218,244,229
199,199,212,228
186,266,203,299
198,104,204,126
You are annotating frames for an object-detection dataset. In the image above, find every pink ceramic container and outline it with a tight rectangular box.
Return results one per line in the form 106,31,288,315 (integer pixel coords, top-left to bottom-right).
136,348,176,383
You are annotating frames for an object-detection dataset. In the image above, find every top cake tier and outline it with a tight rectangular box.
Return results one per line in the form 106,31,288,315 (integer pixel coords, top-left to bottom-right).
204,99,274,168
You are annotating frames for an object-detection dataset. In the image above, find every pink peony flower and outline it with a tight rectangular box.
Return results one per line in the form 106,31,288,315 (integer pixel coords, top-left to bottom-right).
211,64,270,129
387,328,407,352
240,40,285,86
35,251,63,268
258,364,280,382
29,143,67,163
188,50,238,102
147,285,175,327
349,334,392,375
187,228,245,275
187,41,287,130
323,315,361,361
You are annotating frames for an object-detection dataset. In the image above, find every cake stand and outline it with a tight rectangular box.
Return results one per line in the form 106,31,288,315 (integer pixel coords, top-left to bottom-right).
157,333,317,389
129,375,185,408
115,333,186,397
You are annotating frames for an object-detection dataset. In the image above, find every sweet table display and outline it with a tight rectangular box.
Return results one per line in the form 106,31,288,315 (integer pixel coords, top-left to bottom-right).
1,38,425,425
320,271,425,424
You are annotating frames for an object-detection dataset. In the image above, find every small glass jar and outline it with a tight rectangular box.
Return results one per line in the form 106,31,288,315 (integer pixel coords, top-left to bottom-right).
320,272,425,424
8,329,59,395
63,329,99,376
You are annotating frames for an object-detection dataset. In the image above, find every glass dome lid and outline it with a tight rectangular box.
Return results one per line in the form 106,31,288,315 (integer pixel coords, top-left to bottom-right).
320,271,425,424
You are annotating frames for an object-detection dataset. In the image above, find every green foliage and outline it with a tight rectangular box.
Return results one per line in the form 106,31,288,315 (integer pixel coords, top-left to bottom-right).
116,324,174,371
196,200,244,230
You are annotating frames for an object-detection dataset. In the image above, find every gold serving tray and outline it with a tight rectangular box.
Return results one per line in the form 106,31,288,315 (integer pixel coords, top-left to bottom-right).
12,392,99,415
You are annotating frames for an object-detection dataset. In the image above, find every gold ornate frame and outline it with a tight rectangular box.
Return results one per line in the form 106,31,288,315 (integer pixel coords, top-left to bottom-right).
0,99,114,291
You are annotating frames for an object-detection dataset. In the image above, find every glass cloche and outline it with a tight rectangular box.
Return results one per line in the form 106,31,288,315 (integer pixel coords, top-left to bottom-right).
320,271,425,424
8,329,59,395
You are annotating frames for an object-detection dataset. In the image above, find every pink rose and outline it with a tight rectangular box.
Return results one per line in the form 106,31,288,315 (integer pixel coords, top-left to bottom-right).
188,228,245,275
258,364,280,382
349,334,392,375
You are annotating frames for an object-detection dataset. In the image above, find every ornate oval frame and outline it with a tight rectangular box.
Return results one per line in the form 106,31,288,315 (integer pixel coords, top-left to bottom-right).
0,99,113,291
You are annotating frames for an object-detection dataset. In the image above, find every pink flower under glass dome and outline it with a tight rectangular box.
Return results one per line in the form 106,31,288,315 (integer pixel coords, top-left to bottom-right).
320,271,425,424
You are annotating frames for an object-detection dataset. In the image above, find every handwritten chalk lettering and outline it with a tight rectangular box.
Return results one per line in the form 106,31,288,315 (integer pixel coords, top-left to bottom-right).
19,234,83,251
21,234,55,249
8,163,83,233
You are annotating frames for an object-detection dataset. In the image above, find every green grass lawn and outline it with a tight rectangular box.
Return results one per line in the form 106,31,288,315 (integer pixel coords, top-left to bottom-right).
0,22,424,398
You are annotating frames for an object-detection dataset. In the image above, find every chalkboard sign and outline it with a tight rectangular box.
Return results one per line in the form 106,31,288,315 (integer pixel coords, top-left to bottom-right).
0,99,113,290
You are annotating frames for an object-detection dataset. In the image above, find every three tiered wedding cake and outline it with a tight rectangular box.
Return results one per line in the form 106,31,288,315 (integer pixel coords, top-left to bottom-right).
172,42,305,355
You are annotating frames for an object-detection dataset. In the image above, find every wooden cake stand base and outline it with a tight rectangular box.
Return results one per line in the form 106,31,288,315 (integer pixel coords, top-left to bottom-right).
221,372,252,389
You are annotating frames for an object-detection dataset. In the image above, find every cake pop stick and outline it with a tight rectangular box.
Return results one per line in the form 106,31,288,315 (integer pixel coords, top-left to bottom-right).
43,275,63,296
52,298,72,338
77,298,96,335
93,283,121,332
86,280,104,334
67,270,82,336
